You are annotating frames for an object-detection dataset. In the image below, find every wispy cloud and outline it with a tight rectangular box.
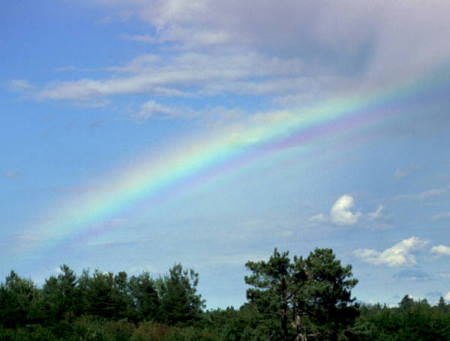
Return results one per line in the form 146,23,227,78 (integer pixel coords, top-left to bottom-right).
55,65,77,72
35,52,307,102
394,168,410,178
394,269,430,281
2,169,20,178
308,213,327,223
132,100,178,121
119,33,157,43
393,188,449,201
394,166,420,179
368,204,384,220
9,79,33,93
430,212,450,221
354,236,428,267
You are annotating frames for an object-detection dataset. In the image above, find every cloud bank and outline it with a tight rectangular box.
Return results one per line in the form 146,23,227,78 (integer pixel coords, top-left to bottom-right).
12,0,450,115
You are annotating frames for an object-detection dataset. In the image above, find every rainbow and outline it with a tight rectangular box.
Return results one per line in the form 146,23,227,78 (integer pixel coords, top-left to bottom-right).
17,70,449,257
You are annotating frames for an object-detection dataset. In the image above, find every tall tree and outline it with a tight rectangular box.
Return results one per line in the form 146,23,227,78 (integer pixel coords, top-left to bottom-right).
81,270,121,319
42,265,79,322
129,272,160,321
158,264,205,325
245,248,297,341
245,248,358,341
0,271,41,328
302,248,359,340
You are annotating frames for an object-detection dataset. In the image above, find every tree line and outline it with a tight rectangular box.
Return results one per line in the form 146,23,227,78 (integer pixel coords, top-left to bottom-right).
0,248,449,340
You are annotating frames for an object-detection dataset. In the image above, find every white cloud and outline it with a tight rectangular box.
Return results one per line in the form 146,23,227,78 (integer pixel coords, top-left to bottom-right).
36,52,308,101
330,195,361,226
309,195,385,227
354,236,428,267
368,204,384,220
89,0,450,83
446,292,450,301
12,0,450,131
431,245,450,256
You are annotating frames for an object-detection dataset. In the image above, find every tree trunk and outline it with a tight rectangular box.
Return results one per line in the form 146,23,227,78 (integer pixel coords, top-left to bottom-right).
281,278,288,341
293,313,307,341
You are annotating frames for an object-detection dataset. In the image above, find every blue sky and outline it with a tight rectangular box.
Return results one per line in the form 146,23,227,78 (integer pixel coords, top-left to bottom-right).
1,0,450,308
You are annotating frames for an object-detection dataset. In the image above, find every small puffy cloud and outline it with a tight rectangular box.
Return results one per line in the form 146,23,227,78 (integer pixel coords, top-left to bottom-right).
446,292,450,301
309,195,384,227
354,236,428,267
368,204,384,220
330,195,361,226
431,245,450,256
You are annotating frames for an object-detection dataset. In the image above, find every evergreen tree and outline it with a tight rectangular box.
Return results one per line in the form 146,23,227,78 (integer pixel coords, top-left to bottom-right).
0,271,41,328
42,265,79,322
158,264,205,325
129,272,160,321
302,248,359,340
245,248,297,341
245,248,358,341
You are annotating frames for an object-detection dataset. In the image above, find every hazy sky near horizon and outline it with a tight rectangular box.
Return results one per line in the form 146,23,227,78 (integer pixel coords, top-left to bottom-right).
1,0,450,308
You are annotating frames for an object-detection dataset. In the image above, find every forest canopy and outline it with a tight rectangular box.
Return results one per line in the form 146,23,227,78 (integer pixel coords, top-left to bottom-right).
0,248,449,340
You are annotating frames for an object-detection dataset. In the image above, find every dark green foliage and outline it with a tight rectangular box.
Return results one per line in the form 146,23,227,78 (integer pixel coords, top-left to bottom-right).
81,270,123,319
356,298,450,341
0,271,42,328
42,265,79,323
0,248,449,340
302,248,359,340
158,264,205,325
128,272,160,321
245,248,359,340
245,248,295,340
